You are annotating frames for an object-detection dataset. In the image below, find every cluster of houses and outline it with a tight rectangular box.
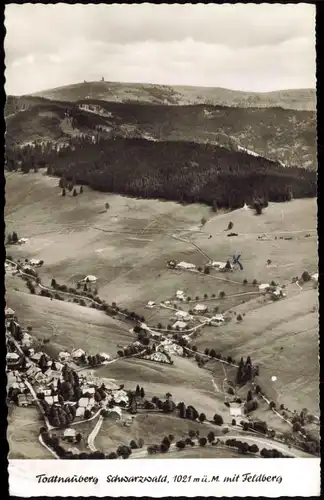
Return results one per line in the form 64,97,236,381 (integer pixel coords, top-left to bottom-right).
58,348,110,365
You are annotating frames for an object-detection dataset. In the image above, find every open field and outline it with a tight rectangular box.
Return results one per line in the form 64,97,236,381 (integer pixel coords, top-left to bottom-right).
5,274,133,359
196,288,319,414
96,356,229,422
96,413,222,453
5,172,317,311
7,406,53,459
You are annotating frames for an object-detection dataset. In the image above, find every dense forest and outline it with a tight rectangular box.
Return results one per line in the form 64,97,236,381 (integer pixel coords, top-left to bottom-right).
6,135,316,209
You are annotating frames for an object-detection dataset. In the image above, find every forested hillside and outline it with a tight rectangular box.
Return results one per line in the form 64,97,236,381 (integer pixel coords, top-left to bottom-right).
6,136,316,210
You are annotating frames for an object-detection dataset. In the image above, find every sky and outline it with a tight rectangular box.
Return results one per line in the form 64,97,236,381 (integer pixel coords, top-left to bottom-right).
5,3,316,95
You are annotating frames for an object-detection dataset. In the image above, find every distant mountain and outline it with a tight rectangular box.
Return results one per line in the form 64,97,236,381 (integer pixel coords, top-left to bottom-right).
27,81,316,111
5,96,317,169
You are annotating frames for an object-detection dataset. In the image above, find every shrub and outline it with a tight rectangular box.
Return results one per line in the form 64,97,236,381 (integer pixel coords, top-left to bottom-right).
199,437,207,447
213,414,223,426
176,440,186,450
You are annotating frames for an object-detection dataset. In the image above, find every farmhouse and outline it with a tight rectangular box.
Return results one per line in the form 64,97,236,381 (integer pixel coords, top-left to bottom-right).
219,261,234,272
176,261,196,270
78,397,92,408
18,238,29,245
229,403,243,417
271,286,286,299
82,387,95,395
167,260,177,268
172,320,187,331
211,261,226,268
312,272,318,282
5,307,15,319
108,407,122,419
146,301,156,309
114,390,128,405
176,290,186,301
209,314,225,326
6,352,21,369
193,304,208,314
30,259,42,266
59,351,71,362
26,365,41,378
175,310,192,321
76,407,85,418
44,395,59,405
17,394,33,407
99,352,110,361
21,332,32,347
63,428,77,440
71,348,85,360
81,275,97,283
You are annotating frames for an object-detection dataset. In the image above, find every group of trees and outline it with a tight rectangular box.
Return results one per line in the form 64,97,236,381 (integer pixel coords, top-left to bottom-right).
236,356,253,385
225,438,259,455
59,177,84,198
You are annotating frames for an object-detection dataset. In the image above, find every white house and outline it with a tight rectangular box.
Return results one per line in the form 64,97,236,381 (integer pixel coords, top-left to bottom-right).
175,310,192,321
100,352,110,361
6,352,20,362
30,352,45,363
59,351,71,362
146,301,156,309
30,259,41,266
258,283,270,292
194,304,208,314
230,403,243,417
176,261,196,270
76,407,85,418
82,387,95,395
211,261,226,268
176,290,186,301
81,275,97,283
209,314,225,326
219,262,234,272
21,332,32,347
5,307,15,319
312,272,319,282
18,238,29,245
78,398,90,408
172,320,187,331
71,348,85,359
44,395,59,405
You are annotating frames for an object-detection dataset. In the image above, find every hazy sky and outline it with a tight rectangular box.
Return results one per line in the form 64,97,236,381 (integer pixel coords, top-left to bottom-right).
5,3,316,95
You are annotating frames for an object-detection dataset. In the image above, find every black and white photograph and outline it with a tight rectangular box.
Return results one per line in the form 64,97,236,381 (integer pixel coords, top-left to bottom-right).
4,3,319,497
